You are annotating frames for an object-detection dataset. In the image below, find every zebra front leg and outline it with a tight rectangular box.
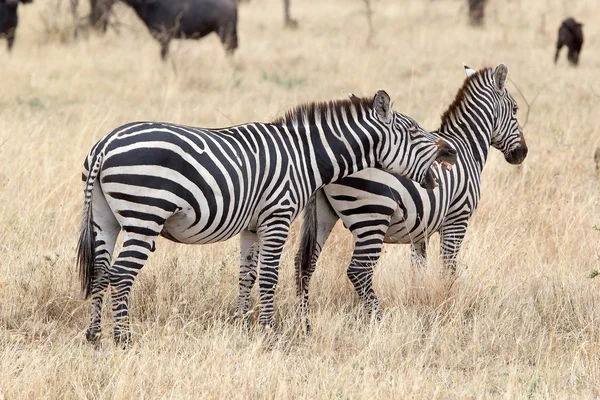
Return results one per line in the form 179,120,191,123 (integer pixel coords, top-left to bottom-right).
439,224,467,275
234,230,259,322
346,233,386,319
257,221,291,329
109,231,159,345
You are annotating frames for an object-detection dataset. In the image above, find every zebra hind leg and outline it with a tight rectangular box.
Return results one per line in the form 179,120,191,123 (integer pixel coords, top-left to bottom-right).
346,234,386,320
86,225,120,343
109,230,161,346
410,241,428,269
234,230,259,324
85,183,121,344
295,190,338,333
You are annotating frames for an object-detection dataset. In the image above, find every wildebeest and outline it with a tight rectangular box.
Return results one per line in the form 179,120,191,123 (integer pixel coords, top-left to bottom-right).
0,0,32,51
72,0,238,59
555,17,584,66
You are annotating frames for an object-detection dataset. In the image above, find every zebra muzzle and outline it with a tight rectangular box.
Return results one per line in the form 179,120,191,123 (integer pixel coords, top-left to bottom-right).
432,160,454,171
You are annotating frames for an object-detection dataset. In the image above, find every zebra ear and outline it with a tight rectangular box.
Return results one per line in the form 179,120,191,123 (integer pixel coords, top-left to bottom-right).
463,63,477,77
493,63,508,94
373,90,392,123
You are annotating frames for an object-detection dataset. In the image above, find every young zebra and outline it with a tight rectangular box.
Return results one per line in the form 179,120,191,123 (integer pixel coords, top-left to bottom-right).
295,64,528,327
77,90,457,344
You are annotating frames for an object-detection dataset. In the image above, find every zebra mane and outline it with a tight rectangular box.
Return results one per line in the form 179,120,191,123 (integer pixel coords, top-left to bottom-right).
272,96,373,126
440,67,492,127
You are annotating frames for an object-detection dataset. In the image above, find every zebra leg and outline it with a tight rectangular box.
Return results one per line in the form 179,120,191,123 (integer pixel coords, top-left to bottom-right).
410,241,428,269
294,190,338,332
234,230,259,321
346,232,386,320
439,224,467,275
256,220,292,329
109,231,160,345
86,188,121,344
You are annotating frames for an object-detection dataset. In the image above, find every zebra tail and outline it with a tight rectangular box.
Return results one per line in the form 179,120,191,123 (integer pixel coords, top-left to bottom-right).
297,193,318,296
77,151,103,299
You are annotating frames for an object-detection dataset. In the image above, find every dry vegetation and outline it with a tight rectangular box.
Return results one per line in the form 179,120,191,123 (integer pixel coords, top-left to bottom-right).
1,0,600,398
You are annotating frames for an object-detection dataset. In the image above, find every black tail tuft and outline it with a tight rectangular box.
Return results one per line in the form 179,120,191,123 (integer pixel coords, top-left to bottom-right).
296,193,317,297
77,201,95,299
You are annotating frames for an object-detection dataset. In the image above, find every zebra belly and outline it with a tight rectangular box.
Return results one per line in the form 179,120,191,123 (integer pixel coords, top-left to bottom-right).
324,168,453,246
160,207,251,244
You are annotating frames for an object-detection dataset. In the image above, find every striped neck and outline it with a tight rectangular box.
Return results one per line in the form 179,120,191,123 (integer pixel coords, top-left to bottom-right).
273,98,382,189
437,69,497,171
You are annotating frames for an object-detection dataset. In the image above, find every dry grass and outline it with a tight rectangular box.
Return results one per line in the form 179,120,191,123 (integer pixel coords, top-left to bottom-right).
1,0,600,398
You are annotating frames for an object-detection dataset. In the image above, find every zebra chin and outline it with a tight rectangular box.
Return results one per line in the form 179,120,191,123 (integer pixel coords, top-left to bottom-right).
505,145,528,165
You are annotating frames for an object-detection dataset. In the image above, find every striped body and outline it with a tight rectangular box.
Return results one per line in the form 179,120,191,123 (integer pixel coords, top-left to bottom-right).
295,65,528,327
87,121,320,245
77,91,455,344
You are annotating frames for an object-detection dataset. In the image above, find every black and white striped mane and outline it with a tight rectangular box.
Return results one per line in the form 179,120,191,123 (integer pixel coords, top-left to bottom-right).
440,67,491,127
272,96,373,127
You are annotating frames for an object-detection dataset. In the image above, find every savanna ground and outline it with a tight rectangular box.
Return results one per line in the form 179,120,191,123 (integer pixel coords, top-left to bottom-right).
1,0,599,398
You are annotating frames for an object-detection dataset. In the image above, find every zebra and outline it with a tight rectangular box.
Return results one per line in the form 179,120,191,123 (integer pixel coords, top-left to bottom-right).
77,90,458,344
294,63,528,329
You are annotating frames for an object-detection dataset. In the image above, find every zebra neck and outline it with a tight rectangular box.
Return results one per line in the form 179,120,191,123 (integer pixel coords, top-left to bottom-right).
438,123,491,173
278,115,379,189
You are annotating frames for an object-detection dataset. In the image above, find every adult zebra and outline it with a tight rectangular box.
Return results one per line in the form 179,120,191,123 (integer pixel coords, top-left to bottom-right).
77,90,457,344
295,64,528,329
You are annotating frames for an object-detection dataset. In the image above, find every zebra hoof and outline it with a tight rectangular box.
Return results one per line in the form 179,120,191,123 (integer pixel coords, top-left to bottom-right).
113,331,132,348
232,312,251,328
305,321,312,335
260,320,278,333
85,329,101,344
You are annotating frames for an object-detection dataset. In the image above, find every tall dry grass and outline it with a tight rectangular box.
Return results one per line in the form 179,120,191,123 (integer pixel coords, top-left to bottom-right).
0,0,599,398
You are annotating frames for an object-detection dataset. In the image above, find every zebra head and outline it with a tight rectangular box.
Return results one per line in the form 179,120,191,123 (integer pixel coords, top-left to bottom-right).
466,63,528,165
370,90,457,189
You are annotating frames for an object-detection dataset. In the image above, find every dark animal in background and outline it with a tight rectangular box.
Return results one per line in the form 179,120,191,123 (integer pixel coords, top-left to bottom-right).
283,0,297,28
555,17,583,66
124,0,238,59
0,0,32,51
468,0,487,26
71,0,238,60
71,0,119,38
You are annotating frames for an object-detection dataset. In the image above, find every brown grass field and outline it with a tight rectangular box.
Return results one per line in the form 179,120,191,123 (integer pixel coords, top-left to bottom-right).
1,0,599,398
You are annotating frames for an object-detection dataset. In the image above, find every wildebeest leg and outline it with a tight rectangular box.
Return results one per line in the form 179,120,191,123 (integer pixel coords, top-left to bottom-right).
219,22,238,55
283,0,298,28
71,0,79,38
567,48,578,65
7,30,15,52
554,41,563,64
160,38,171,60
